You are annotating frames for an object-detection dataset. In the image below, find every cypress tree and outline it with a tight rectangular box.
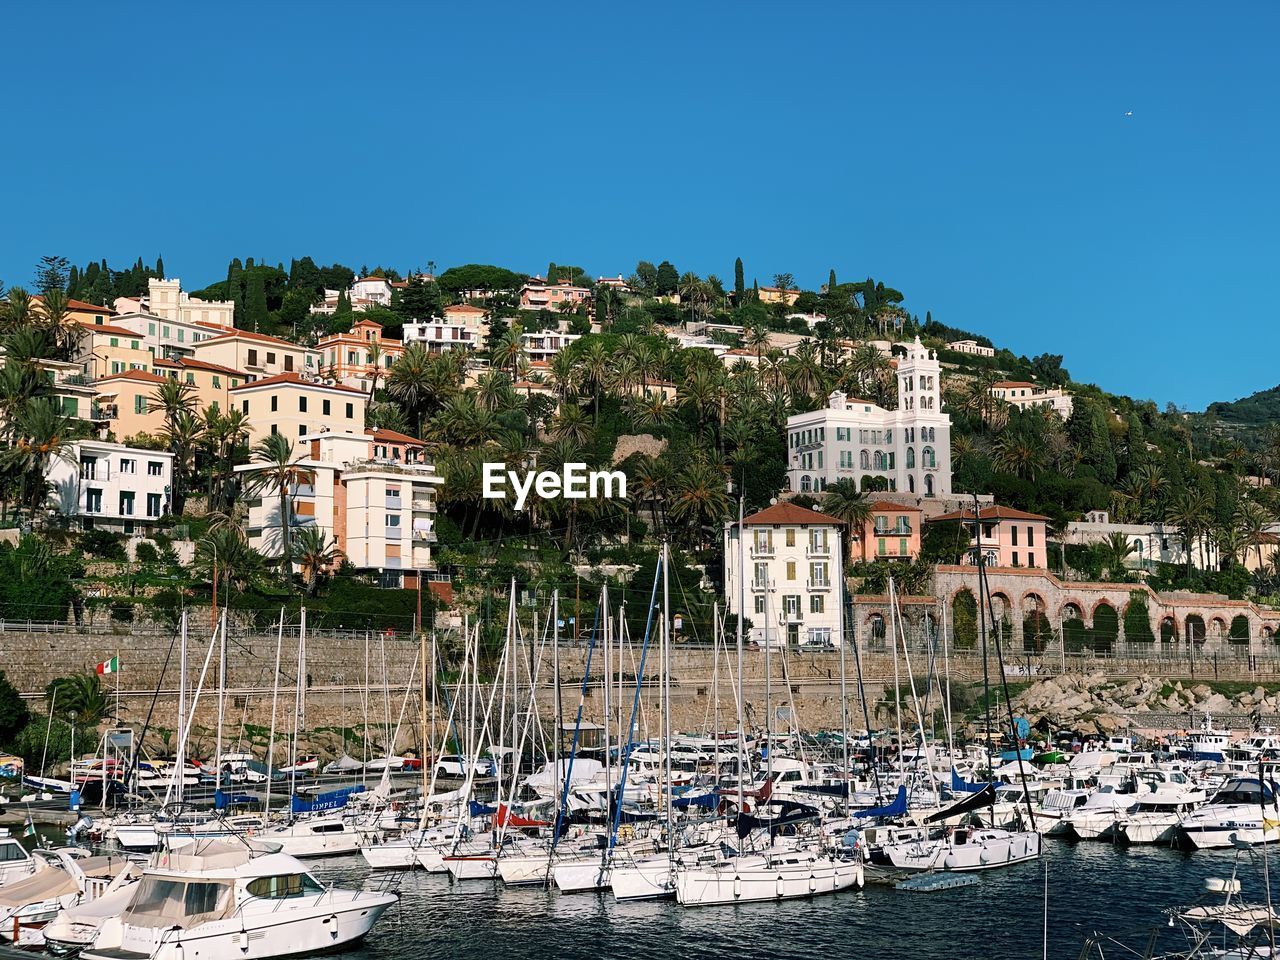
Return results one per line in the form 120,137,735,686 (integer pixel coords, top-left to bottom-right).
547,262,559,284
828,268,837,293
734,258,745,299
245,271,269,331
156,254,165,279
227,259,245,325
67,264,80,297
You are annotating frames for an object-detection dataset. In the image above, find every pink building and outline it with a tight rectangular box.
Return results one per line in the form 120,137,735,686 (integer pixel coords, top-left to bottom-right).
519,278,591,311
928,505,1049,569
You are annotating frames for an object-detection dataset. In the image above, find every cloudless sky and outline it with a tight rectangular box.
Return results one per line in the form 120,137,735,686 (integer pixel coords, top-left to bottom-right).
3,2,1277,409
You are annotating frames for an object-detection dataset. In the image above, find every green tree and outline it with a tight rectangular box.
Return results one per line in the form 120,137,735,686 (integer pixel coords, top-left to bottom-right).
821,479,872,562
1123,593,1156,644
734,258,745,301
0,670,29,744
244,433,307,583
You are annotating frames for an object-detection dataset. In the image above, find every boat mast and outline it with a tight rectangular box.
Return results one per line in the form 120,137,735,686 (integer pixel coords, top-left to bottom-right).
735,491,746,819
264,608,285,818
662,540,674,858
215,607,227,803
176,612,187,808
602,585,612,834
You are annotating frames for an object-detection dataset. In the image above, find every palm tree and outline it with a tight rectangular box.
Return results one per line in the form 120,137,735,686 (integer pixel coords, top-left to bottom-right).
821,479,873,562
162,410,204,516
387,343,435,436
635,393,674,429
669,456,730,549
0,358,52,444
0,287,36,331
1101,531,1137,580
745,324,770,361
1237,500,1272,572
549,403,592,447
47,672,110,745
1166,488,1213,579
195,526,267,595
993,429,1045,481
292,527,342,595
6,398,75,522
149,378,197,429
365,340,385,398
577,340,610,418
491,325,523,377
244,433,307,582
35,289,78,358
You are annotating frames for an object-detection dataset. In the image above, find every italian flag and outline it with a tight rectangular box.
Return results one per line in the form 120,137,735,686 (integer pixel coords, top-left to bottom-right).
96,657,119,676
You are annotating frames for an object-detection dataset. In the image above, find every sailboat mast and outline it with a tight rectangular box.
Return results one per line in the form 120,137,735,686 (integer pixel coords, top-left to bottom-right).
264,608,284,818
735,493,746,817
215,608,227,799
176,612,187,808
662,542,674,854
602,586,612,830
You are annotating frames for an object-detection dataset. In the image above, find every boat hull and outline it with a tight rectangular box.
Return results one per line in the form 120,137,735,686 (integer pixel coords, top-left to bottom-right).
675,856,862,906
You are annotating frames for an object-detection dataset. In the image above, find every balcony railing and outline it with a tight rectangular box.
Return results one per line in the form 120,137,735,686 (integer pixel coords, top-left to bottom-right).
806,579,832,591
90,405,118,421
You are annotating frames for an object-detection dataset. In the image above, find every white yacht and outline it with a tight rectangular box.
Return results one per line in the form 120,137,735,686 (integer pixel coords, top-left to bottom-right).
873,825,1041,871
0,829,38,886
1178,777,1280,849
1059,785,1138,840
253,815,372,859
0,850,139,948
80,840,397,960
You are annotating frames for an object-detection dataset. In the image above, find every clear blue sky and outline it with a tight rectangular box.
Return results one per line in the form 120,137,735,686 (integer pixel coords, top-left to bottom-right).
4,2,1276,409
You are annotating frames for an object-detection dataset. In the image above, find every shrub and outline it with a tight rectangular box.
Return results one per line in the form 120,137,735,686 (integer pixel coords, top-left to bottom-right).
80,530,127,561
1124,593,1156,644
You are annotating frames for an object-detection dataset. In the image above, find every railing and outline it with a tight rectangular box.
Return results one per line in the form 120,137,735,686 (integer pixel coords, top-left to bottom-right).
806,579,832,591
90,406,118,421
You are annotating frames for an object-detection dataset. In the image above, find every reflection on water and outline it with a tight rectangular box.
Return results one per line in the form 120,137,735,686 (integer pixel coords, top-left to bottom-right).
306,843,1263,960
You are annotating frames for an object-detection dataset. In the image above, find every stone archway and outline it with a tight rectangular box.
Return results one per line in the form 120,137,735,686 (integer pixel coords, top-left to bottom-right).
1022,593,1051,654
1092,602,1119,653
1160,616,1178,644
1185,614,1206,645
1209,617,1227,639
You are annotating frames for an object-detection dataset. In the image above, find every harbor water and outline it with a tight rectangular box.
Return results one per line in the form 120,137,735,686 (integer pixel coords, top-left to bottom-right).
299,842,1271,960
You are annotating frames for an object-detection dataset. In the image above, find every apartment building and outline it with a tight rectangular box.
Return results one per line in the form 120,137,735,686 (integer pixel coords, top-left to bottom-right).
402,317,482,353
0,348,96,421
230,373,367,447
47,440,173,534
786,337,952,498
315,318,404,390
519,279,591,312
927,504,1050,569
151,357,246,414
74,323,152,379
990,381,1074,418
238,431,443,588
521,331,581,363
854,501,924,563
91,370,170,438
192,330,317,381
724,501,845,647
112,310,228,361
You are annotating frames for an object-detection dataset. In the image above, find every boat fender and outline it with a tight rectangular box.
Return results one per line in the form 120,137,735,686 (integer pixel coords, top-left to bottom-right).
325,914,338,938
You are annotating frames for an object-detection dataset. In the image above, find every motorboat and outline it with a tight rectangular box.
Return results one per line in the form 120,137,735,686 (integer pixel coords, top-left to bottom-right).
1059,785,1138,840
252,815,372,859
873,824,1041,872
1178,718,1232,764
0,850,139,948
0,829,38,886
79,839,396,960
1178,777,1280,849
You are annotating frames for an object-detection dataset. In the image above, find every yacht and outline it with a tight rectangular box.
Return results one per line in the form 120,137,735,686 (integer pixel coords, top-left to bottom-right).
252,815,372,859
1178,777,1280,849
872,824,1041,871
1058,784,1138,840
80,840,396,960
0,850,139,948
1178,718,1232,764
0,829,38,886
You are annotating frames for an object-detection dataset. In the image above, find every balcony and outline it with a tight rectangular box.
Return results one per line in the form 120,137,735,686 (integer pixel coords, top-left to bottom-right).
90,405,118,422
806,543,830,557
806,579,832,592
411,498,436,512
751,580,770,592
412,529,438,543
750,545,775,558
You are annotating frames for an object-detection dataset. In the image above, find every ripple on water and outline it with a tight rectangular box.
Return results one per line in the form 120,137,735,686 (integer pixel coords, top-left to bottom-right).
307,843,1271,960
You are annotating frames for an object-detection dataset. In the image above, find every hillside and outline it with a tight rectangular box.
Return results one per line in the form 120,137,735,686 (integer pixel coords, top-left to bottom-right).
1207,383,1280,427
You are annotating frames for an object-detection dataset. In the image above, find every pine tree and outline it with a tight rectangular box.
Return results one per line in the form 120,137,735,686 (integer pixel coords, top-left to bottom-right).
245,271,269,331
734,258,745,300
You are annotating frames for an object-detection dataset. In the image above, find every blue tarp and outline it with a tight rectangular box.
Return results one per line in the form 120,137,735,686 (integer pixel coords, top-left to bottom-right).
214,789,258,810
950,768,989,794
469,800,497,817
290,784,366,815
854,785,907,819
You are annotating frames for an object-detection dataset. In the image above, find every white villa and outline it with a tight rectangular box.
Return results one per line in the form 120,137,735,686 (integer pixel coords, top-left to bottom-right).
47,440,174,535
724,501,845,647
946,339,995,358
990,381,1074,418
785,336,952,497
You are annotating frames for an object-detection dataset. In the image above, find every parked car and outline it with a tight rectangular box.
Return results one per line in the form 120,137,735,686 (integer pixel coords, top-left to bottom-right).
433,755,497,778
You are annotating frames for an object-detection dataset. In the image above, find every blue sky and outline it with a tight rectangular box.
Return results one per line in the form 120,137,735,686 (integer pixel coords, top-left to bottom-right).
3,2,1276,409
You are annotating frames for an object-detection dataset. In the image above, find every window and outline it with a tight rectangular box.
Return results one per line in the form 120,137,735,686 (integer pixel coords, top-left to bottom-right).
148,322,156,335
299,396,308,413
120,458,135,474
147,493,162,517
386,515,401,526
810,595,825,614
322,399,331,416
810,529,827,552
245,874,323,900
109,337,119,348
860,450,870,470
185,372,195,385
162,326,170,338
785,528,795,547
86,488,103,513
809,562,828,586
135,395,147,414
1027,526,1035,547
248,349,258,366
878,538,886,556
241,400,249,414
178,329,185,343
900,538,908,555
753,562,768,588
212,375,220,388
783,595,800,619
298,424,307,436
271,395,278,412
119,491,135,516
754,595,766,614
753,529,772,553
1027,552,1035,567
266,352,277,365
1012,551,1019,566
345,403,353,418
1012,526,1019,546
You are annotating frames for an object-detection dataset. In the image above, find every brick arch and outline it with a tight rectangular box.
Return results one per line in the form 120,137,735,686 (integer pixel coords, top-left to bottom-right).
1159,615,1179,643
1020,591,1047,615
989,591,1012,620
1184,613,1207,644
948,586,978,608
1209,616,1227,638
1058,599,1085,622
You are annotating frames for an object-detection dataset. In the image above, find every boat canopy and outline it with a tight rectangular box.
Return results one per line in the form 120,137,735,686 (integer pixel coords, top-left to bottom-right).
854,785,908,820
673,791,720,811
290,784,366,814
951,768,990,794
926,784,997,823
121,875,235,930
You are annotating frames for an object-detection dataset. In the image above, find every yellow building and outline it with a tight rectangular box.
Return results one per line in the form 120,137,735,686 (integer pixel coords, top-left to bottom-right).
230,372,367,448
191,329,315,381
92,369,170,439
74,322,153,379
758,286,801,306
151,357,247,415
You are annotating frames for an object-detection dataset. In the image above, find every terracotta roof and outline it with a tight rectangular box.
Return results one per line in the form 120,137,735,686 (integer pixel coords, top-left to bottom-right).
229,372,365,395
992,381,1036,389
743,502,843,526
444,304,487,315
154,357,244,376
352,317,383,327
197,329,302,348
869,501,923,513
929,505,1050,523
95,369,169,386
513,380,554,390
366,427,424,446
77,321,141,338
66,298,112,313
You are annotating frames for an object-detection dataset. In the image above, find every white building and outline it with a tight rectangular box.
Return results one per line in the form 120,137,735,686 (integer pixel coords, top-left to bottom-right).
947,339,995,358
312,277,396,315
724,501,844,647
114,278,235,330
238,431,444,588
47,440,174,535
786,336,952,498
1061,510,1219,571
990,381,1074,418
403,304,488,354
111,310,228,361
521,331,581,363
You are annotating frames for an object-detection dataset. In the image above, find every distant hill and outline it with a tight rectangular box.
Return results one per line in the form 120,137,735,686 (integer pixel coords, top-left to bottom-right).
1207,384,1280,426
